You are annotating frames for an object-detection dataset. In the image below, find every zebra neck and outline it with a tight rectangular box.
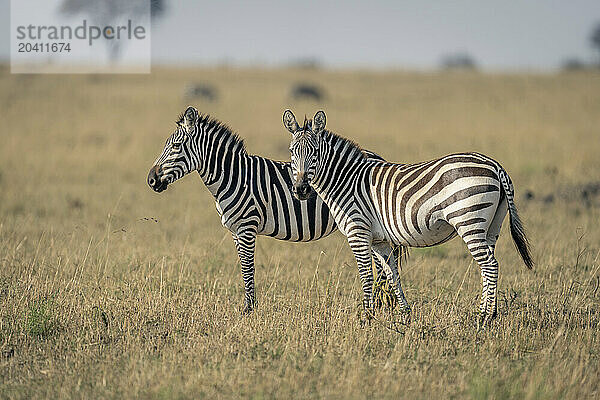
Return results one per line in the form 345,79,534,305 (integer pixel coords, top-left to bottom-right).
197,123,249,200
312,137,366,203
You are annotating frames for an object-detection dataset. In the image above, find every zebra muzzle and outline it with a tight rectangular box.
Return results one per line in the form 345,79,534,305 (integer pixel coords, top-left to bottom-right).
147,165,169,193
293,182,311,200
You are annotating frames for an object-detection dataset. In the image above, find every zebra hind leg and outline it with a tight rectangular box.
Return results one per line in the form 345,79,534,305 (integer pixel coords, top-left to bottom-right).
483,196,507,323
233,227,258,315
451,196,504,329
455,227,499,329
474,196,507,327
464,237,499,330
477,249,499,329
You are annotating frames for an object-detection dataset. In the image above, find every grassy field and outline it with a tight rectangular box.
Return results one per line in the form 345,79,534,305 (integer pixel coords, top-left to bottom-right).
0,65,599,399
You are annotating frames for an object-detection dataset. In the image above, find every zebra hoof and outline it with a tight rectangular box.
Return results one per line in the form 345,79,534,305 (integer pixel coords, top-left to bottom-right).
399,305,411,314
477,313,493,331
490,309,498,321
241,300,255,316
397,306,411,325
357,304,374,326
359,315,372,327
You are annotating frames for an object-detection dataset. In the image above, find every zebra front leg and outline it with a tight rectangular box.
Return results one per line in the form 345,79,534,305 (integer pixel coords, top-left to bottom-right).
371,249,389,304
372,249,389,311
233,227,258,315
372,250,388,284
348,235,376,318
372,242,411,314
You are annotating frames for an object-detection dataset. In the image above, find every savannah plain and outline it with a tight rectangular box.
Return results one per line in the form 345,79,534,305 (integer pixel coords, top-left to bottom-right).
0,66,599,399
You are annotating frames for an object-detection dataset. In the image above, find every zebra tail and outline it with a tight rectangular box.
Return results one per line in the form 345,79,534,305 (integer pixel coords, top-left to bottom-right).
499,168,534,269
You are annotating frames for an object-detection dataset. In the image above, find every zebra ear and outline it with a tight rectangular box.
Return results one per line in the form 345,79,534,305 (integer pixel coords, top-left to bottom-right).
283,109,299,134
313,110,326,134
183,106,199,133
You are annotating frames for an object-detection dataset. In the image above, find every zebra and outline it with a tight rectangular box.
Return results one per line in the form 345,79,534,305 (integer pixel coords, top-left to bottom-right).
283,109,533,328
147,106,395,314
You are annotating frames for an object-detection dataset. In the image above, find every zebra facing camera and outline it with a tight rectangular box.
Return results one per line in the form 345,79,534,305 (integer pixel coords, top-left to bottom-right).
292,182,313,201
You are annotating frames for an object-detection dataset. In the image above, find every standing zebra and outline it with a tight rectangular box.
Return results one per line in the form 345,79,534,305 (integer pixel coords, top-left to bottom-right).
283,109,533,327
147,106,394,314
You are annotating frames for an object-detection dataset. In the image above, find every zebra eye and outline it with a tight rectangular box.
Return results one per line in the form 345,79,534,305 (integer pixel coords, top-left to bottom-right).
172,143,181,150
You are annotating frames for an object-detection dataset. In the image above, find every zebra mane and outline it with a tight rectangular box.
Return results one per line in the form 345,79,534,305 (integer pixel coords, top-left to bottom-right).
177,113,247,155
321,129,368,161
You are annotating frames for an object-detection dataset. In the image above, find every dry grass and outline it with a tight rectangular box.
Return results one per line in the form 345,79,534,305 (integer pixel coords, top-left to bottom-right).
0,65,599,399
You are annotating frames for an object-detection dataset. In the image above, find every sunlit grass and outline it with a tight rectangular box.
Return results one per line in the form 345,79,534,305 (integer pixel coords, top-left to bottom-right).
0,66,599,398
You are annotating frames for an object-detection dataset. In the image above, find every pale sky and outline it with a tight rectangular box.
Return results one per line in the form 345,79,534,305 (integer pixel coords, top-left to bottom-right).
2,0,600,70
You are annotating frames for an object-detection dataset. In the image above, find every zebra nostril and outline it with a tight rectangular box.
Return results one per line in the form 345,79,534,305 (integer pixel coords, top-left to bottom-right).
149,177,156,187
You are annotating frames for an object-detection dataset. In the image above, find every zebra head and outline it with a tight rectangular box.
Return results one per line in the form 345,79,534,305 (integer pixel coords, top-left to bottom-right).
283,109,326,200
148,106,201,193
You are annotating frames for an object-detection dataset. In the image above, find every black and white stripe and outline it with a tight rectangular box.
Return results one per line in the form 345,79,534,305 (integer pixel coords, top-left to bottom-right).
284,110,533,327
148,106,392,313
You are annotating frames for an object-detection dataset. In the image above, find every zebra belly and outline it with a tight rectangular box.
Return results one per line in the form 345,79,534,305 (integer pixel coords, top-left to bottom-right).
257,194,336,242
370,218,388,242
412,219,457,247
375,216,457,247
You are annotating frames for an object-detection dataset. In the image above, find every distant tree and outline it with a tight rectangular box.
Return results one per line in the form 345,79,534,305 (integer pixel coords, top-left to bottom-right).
591,22,600,66
60,0,166,62
440,53,477,70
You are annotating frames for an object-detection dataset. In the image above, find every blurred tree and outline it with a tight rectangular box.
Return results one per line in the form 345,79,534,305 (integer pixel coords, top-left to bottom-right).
591,22,600,66
440,53,477,70
60,0,166,62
